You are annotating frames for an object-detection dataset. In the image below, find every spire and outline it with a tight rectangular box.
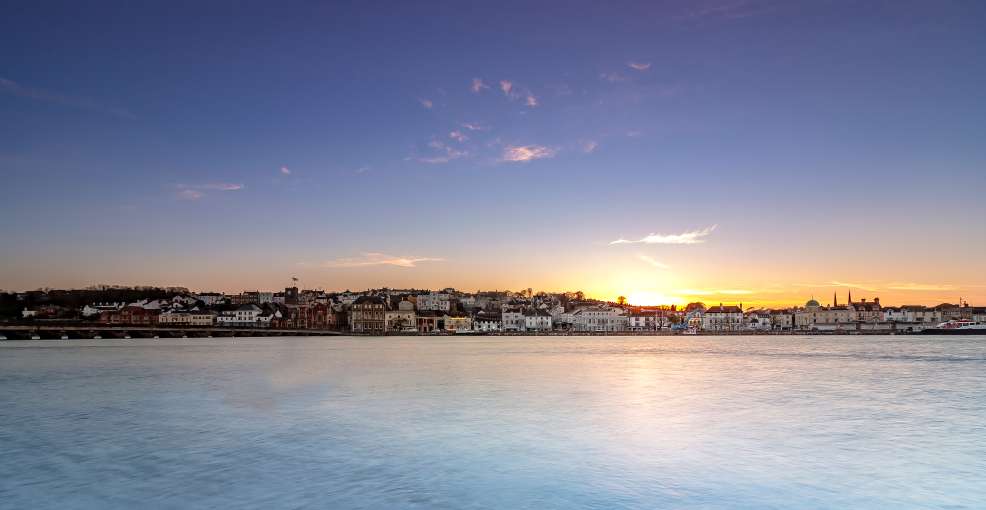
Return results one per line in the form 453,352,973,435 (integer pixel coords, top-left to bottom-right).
848,289,852,305
833,291,838,307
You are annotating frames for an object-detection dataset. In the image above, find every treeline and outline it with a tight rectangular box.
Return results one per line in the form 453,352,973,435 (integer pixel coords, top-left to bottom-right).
0,286,190,319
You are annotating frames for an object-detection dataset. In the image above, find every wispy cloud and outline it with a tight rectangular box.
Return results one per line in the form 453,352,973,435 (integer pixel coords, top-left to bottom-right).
886,283,958,292
0,76,135,119
501,145,557,163
176,189,204,201
826,281,878,292
471,78,489,93
449,130,468,142
627,62,652,71
525,94,539,107
580,140,599,153
417,139,467,164
461,122,489,131
317,252,445,268
499,80,513,96
676,0,772,22
626,130,642,137
638,255,670,269
678,288,754,296
611,225,717,245
175,182,244,200
280,166,291,175
418,98,434,109
600,72,628,83
355,165,369,174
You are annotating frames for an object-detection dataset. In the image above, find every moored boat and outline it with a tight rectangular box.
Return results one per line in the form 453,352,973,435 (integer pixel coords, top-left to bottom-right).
920,320,986,335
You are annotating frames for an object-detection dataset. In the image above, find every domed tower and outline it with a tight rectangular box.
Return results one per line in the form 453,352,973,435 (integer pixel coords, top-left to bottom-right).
805,298,821,311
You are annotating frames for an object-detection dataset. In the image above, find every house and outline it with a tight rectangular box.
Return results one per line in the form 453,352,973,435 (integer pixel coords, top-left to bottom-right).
744,309,772,331
472,311,502,332
524,309,553,331
193,293,225,306
416,310,443,333
702,304,744,331
100,306,160,325
217,304,263,327
628,312,658,331
417,293,452,312
385,300,416,332
159,310,216,326
502,310,526,332
444,315,473,333
350,296,387,334
572,307,626,332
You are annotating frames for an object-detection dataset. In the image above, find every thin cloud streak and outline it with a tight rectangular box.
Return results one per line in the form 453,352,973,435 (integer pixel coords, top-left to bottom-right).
418,98,433,109
280,166,291,175
627,61,652,71
580,140,598,153
886,283,958,291
501,145,556,163
0,76,135,119
611,225,717,245
317,252,445,269
678,288,755,296
174,182,244,200
638,255,670,269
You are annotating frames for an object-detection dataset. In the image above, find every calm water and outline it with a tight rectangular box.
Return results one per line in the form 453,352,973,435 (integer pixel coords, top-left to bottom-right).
1,336,984,509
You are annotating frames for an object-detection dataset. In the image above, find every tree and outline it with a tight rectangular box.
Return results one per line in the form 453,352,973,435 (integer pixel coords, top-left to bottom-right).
617,296,627,306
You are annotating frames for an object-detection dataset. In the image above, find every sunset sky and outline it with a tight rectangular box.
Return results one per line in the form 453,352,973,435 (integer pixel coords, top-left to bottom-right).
2,1,985,306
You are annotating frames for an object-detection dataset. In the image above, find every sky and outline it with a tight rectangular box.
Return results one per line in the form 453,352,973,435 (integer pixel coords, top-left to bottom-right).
2,0,985,307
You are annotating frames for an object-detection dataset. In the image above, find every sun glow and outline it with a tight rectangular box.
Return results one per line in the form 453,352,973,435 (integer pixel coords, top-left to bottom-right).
626,291,683,307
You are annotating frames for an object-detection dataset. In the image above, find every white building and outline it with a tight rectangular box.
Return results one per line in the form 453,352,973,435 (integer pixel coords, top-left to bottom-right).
628,313,658,331
417,293,452,312
702,305,744,331
572,307,626,332
502,311,526,332
217,304,263,327
524,310,553,331
194,293,225,306
385,301,417,332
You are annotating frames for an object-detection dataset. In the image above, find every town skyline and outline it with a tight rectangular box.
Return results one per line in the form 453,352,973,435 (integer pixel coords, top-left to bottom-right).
3,2,985,306
2,280,979,310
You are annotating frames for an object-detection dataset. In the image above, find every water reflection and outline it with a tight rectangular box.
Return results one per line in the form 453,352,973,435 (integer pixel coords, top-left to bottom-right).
1,336,984,509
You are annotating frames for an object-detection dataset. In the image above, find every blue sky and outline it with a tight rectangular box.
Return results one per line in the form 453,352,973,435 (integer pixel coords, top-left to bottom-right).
2,1,985,305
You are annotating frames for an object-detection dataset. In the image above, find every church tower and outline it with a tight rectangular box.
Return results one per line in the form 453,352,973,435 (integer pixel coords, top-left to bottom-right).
833,292,838,307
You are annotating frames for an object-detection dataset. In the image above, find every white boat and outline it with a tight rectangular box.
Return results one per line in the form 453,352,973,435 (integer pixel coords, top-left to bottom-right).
921,320,986,334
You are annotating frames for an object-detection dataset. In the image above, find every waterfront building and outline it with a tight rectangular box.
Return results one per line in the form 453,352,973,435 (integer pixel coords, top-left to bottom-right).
572,307,626,332
217,304,264,327
850,296,882,323
502,311,526,332
744,309,773,331
385,300,416,332
350,296,387,334
795,298,854,330
416,310,443,333
524,309,553,331
444,315,472,333
702,304,744,331
158,310,216,326
472,311,502,332
100,306,160,325
628,313,658,331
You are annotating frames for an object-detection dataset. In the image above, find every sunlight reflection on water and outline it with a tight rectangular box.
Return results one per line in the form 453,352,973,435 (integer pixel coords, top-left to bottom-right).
1,336,984,509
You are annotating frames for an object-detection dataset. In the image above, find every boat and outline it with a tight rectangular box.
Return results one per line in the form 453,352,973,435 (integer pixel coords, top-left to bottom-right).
920,320,986,335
